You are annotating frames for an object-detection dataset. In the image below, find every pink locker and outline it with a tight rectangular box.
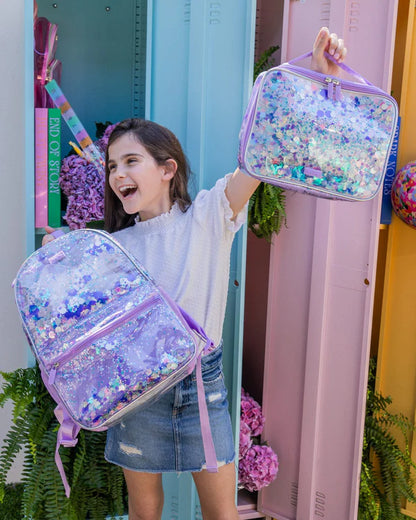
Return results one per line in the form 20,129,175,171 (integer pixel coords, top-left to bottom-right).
245,1,399,519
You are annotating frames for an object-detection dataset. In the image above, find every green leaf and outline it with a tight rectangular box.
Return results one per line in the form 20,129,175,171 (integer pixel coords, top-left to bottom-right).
253,45,280,81
358,358,416,519
248,183,286,241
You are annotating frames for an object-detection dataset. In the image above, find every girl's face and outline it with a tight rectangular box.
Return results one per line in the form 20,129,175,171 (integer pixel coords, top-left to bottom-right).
108,133,176,221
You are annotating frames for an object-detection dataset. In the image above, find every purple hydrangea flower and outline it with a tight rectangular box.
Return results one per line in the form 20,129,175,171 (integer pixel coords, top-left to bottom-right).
59,123,117,229
238,444,279,492
239,419,253,459
241,387,265,437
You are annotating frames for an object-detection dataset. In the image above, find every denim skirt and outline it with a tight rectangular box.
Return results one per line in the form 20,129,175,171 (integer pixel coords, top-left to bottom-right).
104,346,235,473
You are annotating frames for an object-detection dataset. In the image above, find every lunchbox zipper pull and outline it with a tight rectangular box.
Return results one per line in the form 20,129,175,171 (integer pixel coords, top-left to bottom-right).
325,77,334,100
325,77,341,101
332,78,341,101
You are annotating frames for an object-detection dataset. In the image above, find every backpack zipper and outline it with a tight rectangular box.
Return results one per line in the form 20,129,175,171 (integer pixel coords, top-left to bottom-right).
47,292,161,385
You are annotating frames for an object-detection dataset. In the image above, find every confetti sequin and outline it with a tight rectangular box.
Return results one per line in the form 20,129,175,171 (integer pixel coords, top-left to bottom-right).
14,229,197,429
239,67,398,201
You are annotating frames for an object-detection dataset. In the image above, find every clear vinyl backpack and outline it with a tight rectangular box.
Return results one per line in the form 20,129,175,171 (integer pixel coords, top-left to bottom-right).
14,228,218,496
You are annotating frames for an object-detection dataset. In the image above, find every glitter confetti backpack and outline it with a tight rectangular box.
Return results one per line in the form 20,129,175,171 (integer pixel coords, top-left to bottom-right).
13,229,217,496
238,52,399,201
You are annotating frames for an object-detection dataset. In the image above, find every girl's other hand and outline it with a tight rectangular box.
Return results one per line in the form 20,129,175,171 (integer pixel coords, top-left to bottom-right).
311,26,347,76
42,225,57,246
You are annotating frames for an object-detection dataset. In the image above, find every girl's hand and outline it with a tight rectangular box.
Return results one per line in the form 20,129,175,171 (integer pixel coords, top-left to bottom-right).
42,225,57,246
311,27,347,76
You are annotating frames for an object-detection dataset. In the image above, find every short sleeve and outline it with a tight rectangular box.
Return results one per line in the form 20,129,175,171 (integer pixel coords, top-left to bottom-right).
192,173,247,236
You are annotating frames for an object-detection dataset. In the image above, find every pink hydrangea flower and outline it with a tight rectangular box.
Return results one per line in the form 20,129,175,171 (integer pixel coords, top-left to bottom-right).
239,419,253,459
241,387,265,437
238,444,279,492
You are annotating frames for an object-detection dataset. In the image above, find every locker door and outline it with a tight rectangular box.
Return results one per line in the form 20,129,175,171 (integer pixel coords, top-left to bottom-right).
147,2,256,517
258,1,398,519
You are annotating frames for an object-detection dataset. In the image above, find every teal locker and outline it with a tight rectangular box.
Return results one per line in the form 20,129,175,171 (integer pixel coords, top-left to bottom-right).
28,1,256,517
147,3,256,516
36,0,147,155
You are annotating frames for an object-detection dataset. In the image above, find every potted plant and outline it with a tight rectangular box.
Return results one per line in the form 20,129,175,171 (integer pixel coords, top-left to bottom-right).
0,366,127,519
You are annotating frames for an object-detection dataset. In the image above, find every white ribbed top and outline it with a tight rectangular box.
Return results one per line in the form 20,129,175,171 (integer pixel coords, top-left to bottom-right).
113,174,246,348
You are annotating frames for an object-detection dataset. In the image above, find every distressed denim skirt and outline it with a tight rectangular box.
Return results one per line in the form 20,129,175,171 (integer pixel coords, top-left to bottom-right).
104,345,235,473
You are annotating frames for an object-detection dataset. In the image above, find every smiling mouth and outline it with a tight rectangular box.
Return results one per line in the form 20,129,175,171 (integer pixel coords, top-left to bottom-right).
119,185,138,198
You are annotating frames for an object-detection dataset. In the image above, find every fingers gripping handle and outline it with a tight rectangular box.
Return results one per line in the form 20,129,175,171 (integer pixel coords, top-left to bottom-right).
288,50,373,86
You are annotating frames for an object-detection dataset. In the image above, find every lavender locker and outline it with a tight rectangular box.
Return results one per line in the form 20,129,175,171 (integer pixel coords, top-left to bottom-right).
257,1,398,519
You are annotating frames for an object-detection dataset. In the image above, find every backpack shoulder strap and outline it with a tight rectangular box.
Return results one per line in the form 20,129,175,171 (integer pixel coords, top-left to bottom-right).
179,306,218,472
40,366,80,497
54,404,81,498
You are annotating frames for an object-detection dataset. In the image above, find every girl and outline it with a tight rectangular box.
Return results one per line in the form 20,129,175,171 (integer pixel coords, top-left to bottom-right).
44,28,346,520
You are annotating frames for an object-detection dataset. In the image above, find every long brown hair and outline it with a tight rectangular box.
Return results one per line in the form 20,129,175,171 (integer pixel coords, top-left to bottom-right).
104,119,192,232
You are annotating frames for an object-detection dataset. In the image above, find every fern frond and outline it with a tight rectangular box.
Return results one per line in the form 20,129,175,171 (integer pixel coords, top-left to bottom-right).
253,45,280,81
106,461,127,516
0,366,128,519
248,183,286,241
358,462,381,520
0,416,28,501
0,367,40,420
0,483,24,520
21,445,48,519
359,358,416,519
70,431,86,489
27,402,56,454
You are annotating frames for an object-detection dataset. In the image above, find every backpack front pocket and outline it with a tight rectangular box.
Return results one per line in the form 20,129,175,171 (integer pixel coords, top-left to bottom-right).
46,293,197,429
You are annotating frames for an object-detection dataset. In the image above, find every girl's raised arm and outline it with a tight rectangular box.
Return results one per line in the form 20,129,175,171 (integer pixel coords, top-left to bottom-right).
225,27,347,219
